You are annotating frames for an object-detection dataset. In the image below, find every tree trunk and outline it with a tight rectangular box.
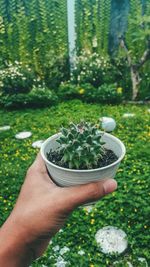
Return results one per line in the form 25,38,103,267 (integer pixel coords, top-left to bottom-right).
108,0,129,56
130,66,141,100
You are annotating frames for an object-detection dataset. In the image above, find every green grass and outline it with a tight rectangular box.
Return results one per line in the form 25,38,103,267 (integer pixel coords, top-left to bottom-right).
0,100,150,267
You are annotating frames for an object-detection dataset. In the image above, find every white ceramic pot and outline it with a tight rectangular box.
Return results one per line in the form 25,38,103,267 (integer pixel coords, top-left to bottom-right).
41,132,126,187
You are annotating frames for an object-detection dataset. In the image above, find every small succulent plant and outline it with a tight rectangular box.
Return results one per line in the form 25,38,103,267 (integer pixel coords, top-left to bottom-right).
56,121,105,169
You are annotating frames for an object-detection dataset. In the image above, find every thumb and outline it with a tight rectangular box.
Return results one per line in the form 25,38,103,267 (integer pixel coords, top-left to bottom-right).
61,179,117,209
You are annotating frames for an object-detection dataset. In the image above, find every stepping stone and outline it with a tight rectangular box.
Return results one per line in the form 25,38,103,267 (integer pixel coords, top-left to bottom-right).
0,125,11,131
95,226,128,254
32,140,44,148
15,131,32,139
100,117,116,132
122,113,135,118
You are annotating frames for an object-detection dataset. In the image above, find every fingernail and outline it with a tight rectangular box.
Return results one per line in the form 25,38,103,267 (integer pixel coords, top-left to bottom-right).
103,179,117,195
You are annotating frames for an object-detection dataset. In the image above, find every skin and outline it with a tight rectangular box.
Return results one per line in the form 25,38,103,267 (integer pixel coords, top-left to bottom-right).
0,153,117,267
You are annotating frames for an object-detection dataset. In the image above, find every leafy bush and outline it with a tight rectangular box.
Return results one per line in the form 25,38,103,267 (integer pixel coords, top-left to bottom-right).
0,86,58,109
43,53,70,89
58,82,123,104
95,84,123,104
0,61,35,95
71,51,116,87
58,82,80,100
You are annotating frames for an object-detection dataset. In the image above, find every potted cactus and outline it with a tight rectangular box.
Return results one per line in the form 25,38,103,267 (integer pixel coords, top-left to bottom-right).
41,122,126,187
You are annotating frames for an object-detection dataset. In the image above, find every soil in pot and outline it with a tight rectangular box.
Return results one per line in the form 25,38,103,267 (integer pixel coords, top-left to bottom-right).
47,148,118,170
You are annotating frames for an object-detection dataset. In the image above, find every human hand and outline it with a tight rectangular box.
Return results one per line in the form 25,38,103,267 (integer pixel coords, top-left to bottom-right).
0,153,117,266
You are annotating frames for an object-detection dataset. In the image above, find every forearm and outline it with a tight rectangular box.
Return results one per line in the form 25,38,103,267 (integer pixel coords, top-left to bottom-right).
0,215,35,267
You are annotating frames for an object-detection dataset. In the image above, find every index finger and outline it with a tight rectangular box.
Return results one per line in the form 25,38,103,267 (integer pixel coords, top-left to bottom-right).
31,152,47,174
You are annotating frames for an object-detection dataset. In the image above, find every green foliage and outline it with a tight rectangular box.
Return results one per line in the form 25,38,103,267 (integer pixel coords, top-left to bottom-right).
43,53,70,89
58,82,123,104
0,100,149,266
56,121,105,169
126,1,150,58
0,62,35,95
71,51,116,87
75,0,111,55
58,82,80,100
0,86,58,109
0,0,68,76
95,83,123,104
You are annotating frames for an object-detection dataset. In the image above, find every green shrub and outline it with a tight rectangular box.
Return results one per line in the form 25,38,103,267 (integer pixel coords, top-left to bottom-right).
0,61,35,95
0,86,58,109
71,51,116,87
95,84,123,104
43,54,70,89
58,82,80,100
58,82,123,104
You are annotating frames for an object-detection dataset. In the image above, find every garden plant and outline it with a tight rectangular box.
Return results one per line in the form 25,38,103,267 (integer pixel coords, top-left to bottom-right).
0,0,150,266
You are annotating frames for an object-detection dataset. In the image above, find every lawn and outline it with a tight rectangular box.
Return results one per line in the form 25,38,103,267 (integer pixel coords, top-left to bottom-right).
0,100,150,267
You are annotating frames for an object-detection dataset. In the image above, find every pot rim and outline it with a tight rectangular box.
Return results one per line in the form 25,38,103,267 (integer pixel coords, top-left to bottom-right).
40,132,126,173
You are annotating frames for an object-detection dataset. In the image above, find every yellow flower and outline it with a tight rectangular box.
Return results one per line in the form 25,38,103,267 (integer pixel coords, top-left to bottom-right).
90,264,94,267
90,219,95,225
79,89,85,95
117,87,123,94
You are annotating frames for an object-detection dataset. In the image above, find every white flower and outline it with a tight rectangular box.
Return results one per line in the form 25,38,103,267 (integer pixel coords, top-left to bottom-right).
53,245,60,252
59,246,70,255
78,250,85,256
55,256,67,267
84,205,93,213
113,261,133,267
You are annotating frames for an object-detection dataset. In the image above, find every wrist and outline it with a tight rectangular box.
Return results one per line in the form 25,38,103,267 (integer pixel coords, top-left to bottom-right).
0,214,35,267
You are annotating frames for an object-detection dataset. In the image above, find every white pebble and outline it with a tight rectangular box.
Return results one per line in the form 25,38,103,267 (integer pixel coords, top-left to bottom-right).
15,131,32,139
100,117,116,132
122,113,135,118
32,140,44,148
95,226,128,254
0,125,11,131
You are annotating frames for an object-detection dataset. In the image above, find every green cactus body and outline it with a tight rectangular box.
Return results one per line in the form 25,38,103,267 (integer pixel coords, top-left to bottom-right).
56,122,105,169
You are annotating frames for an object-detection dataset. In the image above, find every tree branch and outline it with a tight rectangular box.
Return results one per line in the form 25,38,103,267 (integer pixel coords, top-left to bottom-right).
136,39,150,69
120,39,132,66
